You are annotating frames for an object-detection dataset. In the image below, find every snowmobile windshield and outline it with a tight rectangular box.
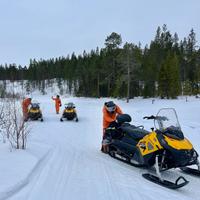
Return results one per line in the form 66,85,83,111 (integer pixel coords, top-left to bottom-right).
154,108,181,131
31,103,40,109
65,102,75,109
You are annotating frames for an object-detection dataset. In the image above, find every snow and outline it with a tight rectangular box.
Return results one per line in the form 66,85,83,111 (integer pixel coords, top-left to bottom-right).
0,95,200,200
0,80,71,98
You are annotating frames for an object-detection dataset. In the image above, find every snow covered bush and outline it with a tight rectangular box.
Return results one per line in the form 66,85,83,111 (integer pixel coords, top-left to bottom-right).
0,102,5,142
0,98,30,149
0,84,6,98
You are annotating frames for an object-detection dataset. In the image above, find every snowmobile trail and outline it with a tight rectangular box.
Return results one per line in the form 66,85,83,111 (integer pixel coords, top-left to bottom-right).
7,98,200,200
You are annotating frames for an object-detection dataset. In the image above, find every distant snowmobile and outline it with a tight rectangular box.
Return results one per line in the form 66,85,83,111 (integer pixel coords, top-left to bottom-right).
105,108,200,189
60,102,78,122
26,102,43,122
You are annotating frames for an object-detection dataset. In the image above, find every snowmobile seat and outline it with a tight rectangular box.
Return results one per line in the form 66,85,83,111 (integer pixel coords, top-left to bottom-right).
117,114,132,124
120,124,149,140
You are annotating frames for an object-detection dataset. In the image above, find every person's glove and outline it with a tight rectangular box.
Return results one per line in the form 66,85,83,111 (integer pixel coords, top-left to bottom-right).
109,121,118,128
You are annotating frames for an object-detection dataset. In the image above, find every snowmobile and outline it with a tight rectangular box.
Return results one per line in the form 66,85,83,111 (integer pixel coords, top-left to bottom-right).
60,102,78,122
105,108,200,189
26,102,43,122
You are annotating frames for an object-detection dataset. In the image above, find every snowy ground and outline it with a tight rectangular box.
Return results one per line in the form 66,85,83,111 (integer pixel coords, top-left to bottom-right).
1,95,200,200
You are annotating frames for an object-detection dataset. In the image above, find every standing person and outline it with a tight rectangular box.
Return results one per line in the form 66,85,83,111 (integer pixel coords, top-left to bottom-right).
101,101,123,153
22,97,32,121
52,95,62,114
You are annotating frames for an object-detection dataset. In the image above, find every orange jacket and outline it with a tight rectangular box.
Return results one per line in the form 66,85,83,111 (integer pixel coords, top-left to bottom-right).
103,105,123,129
22,98,31,113
52,97,61,108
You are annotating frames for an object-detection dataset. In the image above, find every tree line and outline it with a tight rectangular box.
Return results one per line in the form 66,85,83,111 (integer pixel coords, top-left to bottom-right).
0,24,200,99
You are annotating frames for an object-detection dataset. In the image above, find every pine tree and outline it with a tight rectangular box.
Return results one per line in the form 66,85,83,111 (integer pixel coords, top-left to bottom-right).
183,80,192,96
25,81,31,94
105,32,122,50
158,53,181,98
168,54,181,98
158,62,169,98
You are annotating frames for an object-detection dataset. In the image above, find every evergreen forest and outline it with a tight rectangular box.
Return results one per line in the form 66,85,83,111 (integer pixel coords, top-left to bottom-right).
0,25,200,99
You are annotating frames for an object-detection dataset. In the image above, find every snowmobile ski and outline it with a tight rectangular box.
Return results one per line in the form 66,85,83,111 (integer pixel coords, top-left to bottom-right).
180,167,200,176
142,173,189,189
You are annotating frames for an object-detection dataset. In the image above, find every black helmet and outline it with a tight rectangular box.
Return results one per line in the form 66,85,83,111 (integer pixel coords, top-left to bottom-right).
105,101,116,113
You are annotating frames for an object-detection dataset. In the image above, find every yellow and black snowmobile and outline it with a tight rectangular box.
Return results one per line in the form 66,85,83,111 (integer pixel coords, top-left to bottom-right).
60,102,78,122
27,102,43,122
106,108,200,189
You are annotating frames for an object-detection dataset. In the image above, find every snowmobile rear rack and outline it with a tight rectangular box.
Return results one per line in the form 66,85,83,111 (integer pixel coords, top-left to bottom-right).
142,173,189,189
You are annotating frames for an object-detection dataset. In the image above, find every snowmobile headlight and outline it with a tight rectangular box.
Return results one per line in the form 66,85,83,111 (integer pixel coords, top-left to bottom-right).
147,142,153,150
139,142,146,150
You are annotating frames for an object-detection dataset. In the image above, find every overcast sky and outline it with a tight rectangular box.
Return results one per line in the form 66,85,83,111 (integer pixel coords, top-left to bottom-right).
0,0,199,66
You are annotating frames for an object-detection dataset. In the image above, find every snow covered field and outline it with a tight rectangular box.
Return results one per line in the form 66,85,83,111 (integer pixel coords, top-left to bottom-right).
1,95,200,200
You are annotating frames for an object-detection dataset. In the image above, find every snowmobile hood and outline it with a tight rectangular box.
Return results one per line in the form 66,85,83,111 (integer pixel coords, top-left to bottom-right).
64,108,76,113
164,136,193,150
29,108,40,113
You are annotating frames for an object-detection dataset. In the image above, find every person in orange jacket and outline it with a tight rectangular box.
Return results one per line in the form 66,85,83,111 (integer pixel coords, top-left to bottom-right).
52,95,62,114
22,97,32,120
101,101,123,153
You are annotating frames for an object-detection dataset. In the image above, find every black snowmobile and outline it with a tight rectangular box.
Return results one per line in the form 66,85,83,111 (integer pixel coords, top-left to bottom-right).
105,108,200,189
60,102,78,122
26,102,43,122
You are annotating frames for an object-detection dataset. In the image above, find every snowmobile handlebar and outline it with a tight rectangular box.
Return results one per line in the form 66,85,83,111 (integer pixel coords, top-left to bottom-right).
143,115,156,120
143,115,168,121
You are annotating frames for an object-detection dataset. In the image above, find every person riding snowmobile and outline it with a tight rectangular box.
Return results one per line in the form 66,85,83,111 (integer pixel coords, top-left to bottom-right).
101,101,123,153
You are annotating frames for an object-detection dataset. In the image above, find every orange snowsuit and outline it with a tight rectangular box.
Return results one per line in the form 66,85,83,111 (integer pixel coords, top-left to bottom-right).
52,97,62,114
103,105,123,131
22,98,31,119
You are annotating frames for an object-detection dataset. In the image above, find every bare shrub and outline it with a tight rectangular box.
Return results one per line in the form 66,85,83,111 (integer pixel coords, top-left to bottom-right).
0,102,6,142
0,98,30,149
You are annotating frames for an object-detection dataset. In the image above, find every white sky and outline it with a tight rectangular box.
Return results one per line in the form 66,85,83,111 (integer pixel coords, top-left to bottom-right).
0,0,199,66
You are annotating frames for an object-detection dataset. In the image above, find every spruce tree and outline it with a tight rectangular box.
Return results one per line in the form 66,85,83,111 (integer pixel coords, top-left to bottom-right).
168,54,181,98
158,53,181,98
